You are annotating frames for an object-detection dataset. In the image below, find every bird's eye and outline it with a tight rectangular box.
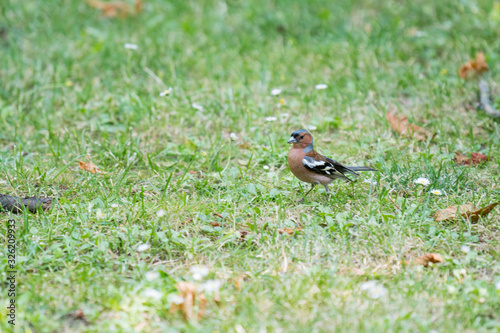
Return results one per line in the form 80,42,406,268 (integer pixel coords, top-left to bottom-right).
300,135,304,139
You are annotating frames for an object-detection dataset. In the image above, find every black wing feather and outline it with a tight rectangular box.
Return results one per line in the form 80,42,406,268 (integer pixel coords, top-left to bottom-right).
302,156,351,181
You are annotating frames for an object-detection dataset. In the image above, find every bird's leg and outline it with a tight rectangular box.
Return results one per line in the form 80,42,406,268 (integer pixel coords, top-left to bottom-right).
297,184,315,203
324,185,330,201
304,184,316,197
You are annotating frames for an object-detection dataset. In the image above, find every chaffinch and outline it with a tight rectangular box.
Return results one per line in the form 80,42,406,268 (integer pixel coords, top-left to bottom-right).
287,129,377,200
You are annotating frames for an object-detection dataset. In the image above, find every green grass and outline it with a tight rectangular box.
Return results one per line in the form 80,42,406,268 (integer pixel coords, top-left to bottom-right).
1,0,500,331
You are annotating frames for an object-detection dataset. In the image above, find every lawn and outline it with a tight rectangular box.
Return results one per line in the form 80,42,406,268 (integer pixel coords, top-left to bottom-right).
1,0,500,332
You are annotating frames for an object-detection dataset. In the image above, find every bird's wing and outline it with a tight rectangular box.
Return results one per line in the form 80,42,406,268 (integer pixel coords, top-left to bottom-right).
302,153,352,181
324,157,360,177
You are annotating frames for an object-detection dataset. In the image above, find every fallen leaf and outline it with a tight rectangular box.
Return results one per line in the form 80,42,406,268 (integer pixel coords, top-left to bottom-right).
188,170,197,175
78,161,100,174
213,213,224,218
386,110,433,141
234,272,250,291
434,202,499,223
277,227,303,235
210,222,221,227
415,253,443,267
169,281,206,320
86,0,142,18
454,151,489,165
64,308,90,326
459,52,489,79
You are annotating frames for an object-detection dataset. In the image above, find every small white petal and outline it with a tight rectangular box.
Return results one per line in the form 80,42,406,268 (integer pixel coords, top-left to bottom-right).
137,243,150,252
230,132,238,141
96,209,105,219
201,279,222,293
360,280,387,299
156,209,166,217
143,288,162,299
190,265,209,280
263,165,270,170
307,125,317,131
315,84,328,90
110,203,119,208
461,245,470,253
159,88,172,97
414,177,431,186
145,271,160,281
192,103,204,111
270,88,282,96
265,116,277,122
363,179,377,185
168,294,185,305
124,43,138,50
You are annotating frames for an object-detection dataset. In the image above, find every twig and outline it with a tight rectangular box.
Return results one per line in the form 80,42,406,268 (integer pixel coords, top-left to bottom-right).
478,80,500,118
0,194,53,214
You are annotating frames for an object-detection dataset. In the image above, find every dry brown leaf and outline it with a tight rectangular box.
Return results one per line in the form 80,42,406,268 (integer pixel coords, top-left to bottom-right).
234,273,249,291
434,202,499,223
169,281,206,320
277,227,303,235
459,52,489,79
87,0,142,18
386,110,433,141
415,253,443,267
188,170,197,175
210,222,221,227
78,161,100,174
454,151,489,165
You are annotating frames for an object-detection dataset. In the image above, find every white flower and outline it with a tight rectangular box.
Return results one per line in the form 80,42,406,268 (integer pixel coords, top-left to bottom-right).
201,279,222,293
461,245,470,253
430,189,442,195
192,103,204,111
495,281,500,290
110,203,119,208
263,165,270,170
124,43,138,50
360,280,388,299
230,132,238,141
315,84,328,90
190,265,209,281
265,116,277,122
143,288,162,299
156,209,166,217
270,88,282,96
363,179,377,185
307,125,317,131
145,271,160,281
168,294,185,305
137,243,150,252
159,87,172,97
414,177,431,186
96,209,105,219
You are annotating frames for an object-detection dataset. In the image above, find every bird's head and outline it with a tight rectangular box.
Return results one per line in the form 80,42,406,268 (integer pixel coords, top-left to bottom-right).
287,129,313,150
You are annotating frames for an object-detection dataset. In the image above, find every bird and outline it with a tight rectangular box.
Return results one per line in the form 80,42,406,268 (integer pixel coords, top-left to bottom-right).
287,129,377,200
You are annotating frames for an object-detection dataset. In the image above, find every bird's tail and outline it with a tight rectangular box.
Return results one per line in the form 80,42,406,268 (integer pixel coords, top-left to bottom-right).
347,166,378,172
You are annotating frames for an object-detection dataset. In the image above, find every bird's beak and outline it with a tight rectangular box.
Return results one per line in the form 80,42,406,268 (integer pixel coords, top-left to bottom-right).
287,136,297,144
